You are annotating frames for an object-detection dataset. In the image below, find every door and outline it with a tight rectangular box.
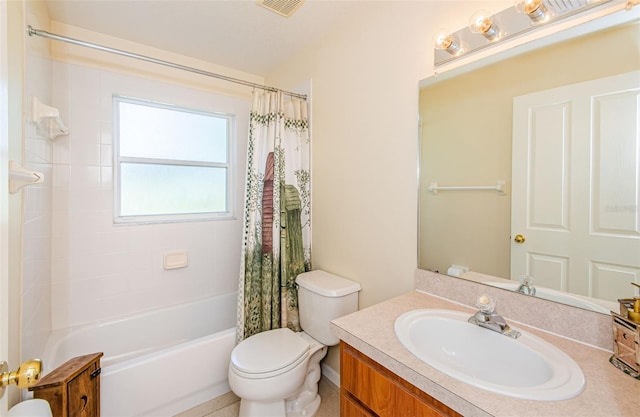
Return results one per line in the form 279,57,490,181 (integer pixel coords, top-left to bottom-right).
1,0,10,413
511,71,640,301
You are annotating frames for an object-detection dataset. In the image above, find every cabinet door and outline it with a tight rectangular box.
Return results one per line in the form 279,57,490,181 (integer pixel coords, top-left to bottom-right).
341,342,461,417
341,392,376,417
342,346,412,416
67,364,99,417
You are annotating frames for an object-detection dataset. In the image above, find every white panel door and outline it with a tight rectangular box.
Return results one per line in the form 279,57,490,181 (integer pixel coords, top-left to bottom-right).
511,71,640,301
0,0,9,412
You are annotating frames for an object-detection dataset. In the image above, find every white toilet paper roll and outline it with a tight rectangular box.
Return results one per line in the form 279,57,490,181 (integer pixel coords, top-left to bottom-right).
447,265,469,277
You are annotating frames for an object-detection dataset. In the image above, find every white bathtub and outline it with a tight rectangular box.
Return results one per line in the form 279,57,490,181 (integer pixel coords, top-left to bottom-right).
41,292,237,417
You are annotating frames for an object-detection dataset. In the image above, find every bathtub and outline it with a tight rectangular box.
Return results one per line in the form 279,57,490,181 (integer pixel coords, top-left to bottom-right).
41,292,237,417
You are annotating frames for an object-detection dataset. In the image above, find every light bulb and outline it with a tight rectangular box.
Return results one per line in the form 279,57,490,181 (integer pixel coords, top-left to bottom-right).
515,0,549,23
433,29,461,55
468,10,500,41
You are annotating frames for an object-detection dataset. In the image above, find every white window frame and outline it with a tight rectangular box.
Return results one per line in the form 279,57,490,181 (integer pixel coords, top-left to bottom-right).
113,95,236,224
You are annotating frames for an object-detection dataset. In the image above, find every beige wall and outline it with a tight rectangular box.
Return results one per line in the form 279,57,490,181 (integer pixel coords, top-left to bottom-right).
265,0,511,373
419,22,640,279
267,0,506,312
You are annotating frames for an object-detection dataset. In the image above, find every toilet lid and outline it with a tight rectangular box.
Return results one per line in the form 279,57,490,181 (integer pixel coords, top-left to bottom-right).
231,328,310,375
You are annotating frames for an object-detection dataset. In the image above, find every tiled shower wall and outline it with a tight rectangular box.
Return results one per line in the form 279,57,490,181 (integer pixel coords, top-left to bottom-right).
50,61,249,329
21,16,53,361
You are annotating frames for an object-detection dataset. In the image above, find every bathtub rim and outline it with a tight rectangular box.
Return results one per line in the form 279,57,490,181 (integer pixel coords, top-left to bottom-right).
41,290,238,372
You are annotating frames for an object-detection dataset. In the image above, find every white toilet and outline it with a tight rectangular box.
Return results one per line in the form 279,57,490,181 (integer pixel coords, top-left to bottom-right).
228,270,361,417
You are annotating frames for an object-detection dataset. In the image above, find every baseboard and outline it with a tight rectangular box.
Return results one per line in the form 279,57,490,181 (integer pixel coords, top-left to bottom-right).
321,362,340,387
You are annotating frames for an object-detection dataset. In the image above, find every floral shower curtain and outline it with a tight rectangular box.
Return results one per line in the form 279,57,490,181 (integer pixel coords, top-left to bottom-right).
237,90,311,342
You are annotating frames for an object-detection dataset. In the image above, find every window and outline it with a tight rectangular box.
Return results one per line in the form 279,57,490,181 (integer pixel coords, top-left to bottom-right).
114,96,234,223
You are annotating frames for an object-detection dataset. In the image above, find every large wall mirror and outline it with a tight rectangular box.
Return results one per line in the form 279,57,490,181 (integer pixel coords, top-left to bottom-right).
419,9,640,314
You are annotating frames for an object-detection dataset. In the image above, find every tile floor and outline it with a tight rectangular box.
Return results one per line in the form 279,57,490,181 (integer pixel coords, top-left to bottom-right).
175,377,340,417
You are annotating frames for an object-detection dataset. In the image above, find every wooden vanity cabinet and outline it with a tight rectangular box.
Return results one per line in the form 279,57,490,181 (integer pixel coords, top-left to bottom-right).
340,342,461,417
29,352,103,417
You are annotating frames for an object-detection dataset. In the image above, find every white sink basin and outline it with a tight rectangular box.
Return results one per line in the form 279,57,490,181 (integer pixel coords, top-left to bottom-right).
394,309,585,401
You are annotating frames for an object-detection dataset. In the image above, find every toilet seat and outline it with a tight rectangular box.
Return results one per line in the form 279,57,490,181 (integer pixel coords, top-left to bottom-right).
231,328,310,379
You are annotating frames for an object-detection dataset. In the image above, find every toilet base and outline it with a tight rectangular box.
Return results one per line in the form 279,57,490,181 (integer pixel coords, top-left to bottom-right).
238,399,285,417
285,343,327,417
286,394,320,417
238,395,320,417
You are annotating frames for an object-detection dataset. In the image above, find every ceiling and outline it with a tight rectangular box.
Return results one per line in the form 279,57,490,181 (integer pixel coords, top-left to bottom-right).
43,0,365,76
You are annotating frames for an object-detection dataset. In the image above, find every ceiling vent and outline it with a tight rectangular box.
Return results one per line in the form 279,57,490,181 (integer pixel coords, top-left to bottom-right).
257,0,305,17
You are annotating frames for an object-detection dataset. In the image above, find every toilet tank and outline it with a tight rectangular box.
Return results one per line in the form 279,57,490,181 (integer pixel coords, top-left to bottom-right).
296,270,361,346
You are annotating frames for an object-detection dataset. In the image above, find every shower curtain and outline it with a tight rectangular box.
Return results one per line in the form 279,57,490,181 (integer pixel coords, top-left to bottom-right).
237,90,311,342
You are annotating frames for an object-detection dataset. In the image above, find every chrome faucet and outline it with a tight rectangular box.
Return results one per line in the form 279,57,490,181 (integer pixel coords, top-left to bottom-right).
516,275,536,296
468,295,521,339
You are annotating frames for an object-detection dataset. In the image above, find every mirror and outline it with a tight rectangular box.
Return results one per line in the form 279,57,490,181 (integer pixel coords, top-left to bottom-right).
419,11,640,314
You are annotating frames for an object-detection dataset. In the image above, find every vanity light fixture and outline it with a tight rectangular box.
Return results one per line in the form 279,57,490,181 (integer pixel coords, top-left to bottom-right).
434,0,615,67
515,0,549,22
468,9,500,41
434,29,461,55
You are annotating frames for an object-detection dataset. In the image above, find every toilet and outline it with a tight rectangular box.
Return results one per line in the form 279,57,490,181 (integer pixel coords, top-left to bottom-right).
228,270,361,417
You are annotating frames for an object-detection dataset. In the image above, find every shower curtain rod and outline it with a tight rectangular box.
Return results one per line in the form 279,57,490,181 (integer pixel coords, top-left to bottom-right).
27,26,307,100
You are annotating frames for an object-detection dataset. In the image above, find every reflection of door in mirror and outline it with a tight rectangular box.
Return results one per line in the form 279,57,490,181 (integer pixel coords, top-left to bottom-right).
511,72,640,302
419,20,640,307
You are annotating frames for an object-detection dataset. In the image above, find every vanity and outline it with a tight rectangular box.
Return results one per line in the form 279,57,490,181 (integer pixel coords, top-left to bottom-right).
331,270,640,417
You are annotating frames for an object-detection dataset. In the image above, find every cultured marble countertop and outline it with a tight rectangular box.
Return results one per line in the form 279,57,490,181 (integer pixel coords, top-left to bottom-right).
331,290,640,417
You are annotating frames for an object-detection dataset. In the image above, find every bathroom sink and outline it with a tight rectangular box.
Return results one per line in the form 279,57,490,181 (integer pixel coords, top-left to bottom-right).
394,309,585,401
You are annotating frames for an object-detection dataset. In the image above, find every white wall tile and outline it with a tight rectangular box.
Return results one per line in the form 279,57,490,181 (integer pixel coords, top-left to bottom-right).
69,165,101,188
51,258,70,284
25,137,52,162
100,166,112,188
100,121,112,145
52,138,70,164
50,61,249,328
100,144,112,166
22,43,54,359
70,142,101,166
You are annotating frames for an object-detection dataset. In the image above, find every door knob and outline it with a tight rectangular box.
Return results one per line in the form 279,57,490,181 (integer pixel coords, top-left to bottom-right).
0,359,42,398
514,234,526,244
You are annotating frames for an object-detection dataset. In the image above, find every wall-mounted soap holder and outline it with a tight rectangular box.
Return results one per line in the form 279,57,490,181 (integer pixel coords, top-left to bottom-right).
32,97,69,139
8,160,44,194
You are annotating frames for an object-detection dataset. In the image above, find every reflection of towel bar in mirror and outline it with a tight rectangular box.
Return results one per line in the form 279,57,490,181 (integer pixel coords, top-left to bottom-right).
32,97,69,139
427,180,507,195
